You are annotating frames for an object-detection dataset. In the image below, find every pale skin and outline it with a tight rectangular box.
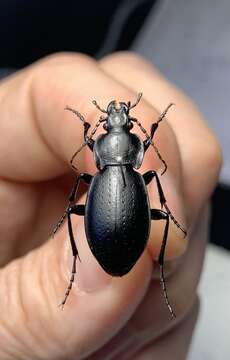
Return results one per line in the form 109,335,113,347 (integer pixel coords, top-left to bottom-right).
0,52,221,359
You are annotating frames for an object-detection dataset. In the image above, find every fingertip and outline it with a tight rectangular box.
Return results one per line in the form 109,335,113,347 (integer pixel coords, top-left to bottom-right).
44,223,153,358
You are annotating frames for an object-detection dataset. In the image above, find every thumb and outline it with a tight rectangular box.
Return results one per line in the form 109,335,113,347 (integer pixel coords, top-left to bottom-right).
0,214,152,360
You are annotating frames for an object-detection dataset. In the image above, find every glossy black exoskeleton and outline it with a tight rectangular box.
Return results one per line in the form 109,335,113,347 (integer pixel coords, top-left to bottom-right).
52,93,186,318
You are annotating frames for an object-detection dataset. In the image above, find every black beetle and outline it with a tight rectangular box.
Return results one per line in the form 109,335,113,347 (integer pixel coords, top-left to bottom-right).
52,93,186,318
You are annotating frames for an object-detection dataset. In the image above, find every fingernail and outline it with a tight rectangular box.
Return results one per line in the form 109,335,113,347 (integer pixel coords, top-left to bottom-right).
63,217,112,293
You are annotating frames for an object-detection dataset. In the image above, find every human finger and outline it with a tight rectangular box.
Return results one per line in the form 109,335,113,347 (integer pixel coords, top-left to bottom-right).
0,53,178,359
0,53,186,262
0,52,179,182
100,52,222,222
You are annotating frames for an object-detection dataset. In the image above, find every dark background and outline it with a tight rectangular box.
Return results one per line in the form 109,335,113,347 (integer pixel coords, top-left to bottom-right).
0,0,154,67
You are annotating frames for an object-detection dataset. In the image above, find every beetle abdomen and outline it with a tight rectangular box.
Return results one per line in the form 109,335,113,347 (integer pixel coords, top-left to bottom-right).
85,166,150,276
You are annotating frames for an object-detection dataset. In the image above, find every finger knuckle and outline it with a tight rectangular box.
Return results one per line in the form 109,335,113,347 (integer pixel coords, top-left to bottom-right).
101,50,150,68
38,51,95,69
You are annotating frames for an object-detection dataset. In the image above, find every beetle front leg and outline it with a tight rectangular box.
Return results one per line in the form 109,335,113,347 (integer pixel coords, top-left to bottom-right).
143,103,174,152
65,106,94,170
70,122,94,171
150,209,175,318
65,106,92,144
142,104,174,174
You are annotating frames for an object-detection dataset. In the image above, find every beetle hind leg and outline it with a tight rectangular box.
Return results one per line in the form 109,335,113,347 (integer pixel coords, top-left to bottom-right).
59,204,85,309
151,209,176,319
52,172,92,308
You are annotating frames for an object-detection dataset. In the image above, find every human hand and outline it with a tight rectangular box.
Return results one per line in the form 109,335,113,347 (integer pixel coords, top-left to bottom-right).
0,52,221,359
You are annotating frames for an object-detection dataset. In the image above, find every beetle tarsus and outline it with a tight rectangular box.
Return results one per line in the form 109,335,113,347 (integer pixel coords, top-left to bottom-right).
50,211,67,237
164,203,187,237
57,175,91,306
59,255,77,308
151,209,176,318
160,264,176,319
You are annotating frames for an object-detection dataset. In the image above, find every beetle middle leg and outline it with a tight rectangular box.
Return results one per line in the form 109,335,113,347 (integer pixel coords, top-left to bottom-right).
143,170,186,317
143,170,186,236
51,173,92,236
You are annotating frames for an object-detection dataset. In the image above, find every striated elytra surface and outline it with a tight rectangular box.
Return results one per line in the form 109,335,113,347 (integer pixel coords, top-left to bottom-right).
85,165,150,276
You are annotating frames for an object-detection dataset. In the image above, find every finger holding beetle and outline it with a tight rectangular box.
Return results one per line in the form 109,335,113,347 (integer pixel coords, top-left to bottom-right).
0,52,222,360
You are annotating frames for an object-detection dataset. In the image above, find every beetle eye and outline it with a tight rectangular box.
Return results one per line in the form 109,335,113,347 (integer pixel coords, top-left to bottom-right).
103,122,108,131
107,101,116,114
128,122,133,130
120,102,129,113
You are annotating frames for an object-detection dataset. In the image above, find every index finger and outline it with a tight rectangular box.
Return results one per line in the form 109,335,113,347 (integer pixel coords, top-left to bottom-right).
100,52,222,220
0,53,179,183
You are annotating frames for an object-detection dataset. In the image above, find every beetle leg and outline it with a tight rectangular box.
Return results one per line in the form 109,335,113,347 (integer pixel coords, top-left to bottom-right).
50,173,92,237
70,122,94,171
143,103,174,151
144,139,167,175
59,204,85,308
143,170,187,237
65,106,95,170
131,117,168,175
138,104,174,175
150,209,175,318
65,106,92,142
52,172,91,308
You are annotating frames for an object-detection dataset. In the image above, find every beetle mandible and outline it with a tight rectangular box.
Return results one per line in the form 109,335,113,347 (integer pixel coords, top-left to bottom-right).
52,93,187,318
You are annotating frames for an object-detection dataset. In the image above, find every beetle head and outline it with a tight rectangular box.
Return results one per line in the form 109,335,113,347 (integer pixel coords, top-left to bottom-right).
92,93,142,132
104,100,133,131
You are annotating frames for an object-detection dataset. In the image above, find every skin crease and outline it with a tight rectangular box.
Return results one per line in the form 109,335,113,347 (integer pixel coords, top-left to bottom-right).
0,52,222,359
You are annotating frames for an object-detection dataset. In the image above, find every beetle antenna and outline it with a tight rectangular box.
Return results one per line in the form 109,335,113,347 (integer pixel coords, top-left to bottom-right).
129,92,142,109
65,106,86,123
92,100,107,113
157,103,175,124
99,115,106,122
88,119,103,137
